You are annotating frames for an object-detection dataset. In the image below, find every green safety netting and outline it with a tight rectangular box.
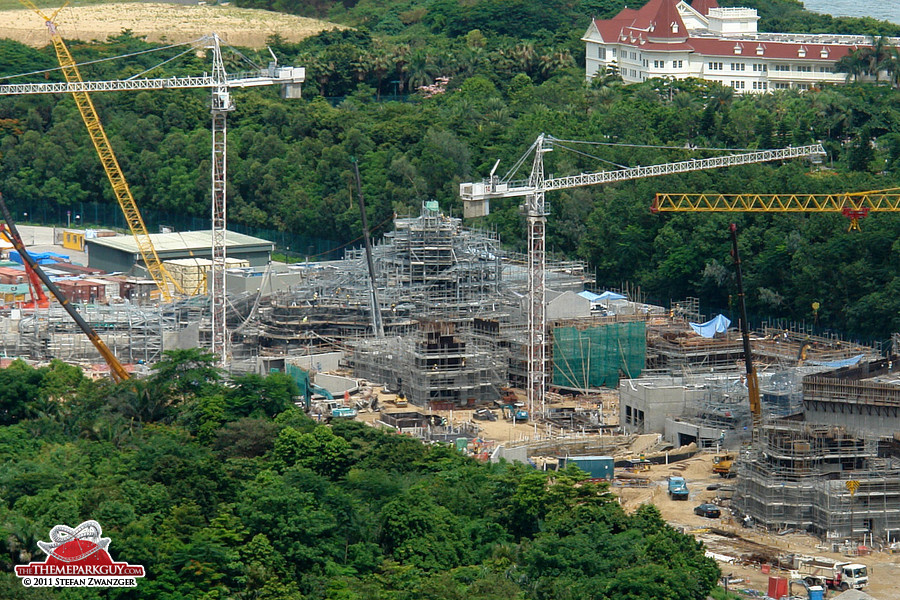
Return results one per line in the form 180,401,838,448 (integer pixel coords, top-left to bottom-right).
552,321,646,389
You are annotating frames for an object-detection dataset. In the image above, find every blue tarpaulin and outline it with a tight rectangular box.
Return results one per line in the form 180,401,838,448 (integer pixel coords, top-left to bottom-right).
9,250,69,265
809,354,865,369
578,290,627,304
689,314,731,338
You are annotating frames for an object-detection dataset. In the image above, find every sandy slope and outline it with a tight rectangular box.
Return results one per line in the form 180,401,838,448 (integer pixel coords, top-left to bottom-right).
0,3,342,48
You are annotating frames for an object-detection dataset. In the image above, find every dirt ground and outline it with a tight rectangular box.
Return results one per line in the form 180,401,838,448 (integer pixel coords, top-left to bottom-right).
0,3,342,48
360,401,900,599
616,453,900,599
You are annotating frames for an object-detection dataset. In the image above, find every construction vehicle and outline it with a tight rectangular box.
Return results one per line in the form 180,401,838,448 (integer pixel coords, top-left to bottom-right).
0,194,130,382
789,556,869,591
461,137,824,428
0,224,50,309
500,403,529,422
730,224,762,430
667,475,689,500
6,7,304,362
712,452,736,478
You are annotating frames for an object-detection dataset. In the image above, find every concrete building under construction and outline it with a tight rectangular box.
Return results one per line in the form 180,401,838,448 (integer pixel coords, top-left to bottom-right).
733,422,900,542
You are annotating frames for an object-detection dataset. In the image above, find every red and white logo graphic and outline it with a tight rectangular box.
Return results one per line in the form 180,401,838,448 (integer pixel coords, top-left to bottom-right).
15,520,145,588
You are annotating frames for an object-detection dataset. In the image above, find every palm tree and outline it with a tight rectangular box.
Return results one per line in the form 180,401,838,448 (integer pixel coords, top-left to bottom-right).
407,50,436,90
836,50,866,83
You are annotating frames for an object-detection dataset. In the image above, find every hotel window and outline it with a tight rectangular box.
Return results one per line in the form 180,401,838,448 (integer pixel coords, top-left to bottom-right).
774,64,790,72
612,48,617,58
796,65,811,72
599,47,606,60
708,62,723,71
730,63,745,71
732,81,745,89
653,60,663,68
774,82,790,89
674,60,683,68
752,63,767,72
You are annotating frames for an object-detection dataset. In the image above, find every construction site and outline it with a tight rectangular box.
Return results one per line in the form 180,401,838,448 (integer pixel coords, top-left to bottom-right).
0,17,897,595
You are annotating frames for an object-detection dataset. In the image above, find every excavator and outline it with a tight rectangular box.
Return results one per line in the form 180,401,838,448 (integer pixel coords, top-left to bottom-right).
0,194,130,382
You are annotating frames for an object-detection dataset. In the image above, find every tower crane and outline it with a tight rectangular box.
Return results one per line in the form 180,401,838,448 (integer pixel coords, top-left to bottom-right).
460,135,825,417
0,16,304,364
652,190,900,230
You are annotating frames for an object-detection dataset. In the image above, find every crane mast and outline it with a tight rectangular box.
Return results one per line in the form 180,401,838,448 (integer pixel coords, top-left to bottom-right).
210,35,232,364
0,20,304,364
729,223,761,428
460,136,825,419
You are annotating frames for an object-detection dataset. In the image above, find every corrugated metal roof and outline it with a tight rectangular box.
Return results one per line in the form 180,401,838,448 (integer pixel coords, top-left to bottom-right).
85,230,274,253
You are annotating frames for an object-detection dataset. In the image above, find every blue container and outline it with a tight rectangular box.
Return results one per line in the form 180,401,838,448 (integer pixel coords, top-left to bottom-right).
560,455,614,480
808,586,824,600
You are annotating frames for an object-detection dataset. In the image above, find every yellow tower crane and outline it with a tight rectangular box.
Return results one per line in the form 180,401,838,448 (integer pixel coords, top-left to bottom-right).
652,189,900,230
19,1,182,300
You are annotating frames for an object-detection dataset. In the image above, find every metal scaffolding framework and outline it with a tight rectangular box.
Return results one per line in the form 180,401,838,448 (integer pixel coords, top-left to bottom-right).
734,423,900,541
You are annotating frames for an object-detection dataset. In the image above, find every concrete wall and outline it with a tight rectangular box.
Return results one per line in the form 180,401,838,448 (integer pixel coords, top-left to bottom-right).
664,418,727,449
225,265,305,295
619,377,706,434
285,352,343,373
547,290,591,320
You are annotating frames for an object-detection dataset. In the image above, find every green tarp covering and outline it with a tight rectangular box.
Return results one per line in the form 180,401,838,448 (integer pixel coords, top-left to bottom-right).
552,321,646,389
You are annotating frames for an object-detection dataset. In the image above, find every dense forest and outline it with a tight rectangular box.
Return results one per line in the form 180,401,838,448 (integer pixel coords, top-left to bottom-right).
0,351,720,599
0,0,899,341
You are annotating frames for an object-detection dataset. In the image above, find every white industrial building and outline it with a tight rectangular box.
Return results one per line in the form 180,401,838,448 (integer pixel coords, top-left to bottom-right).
583,0,884,93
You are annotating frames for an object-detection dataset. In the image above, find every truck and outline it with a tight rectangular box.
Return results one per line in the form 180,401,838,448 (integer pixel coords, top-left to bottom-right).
667,475,689,500
790,556,868,591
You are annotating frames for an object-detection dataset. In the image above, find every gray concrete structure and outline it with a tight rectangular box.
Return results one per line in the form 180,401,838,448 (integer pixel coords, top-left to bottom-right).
85,230,274,274
546,290,592,320
225,263,305,295
619,376,701,434
802,357,900,439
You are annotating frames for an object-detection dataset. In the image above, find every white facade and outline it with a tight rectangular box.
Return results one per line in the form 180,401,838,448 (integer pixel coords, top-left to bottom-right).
583,0,885,94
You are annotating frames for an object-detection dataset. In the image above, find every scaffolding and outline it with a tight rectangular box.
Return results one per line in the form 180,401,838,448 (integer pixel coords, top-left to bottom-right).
734,423,900,541
349,321,505,408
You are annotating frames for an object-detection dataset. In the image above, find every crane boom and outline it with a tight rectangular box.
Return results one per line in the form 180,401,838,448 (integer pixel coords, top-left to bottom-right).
729,223,761,427
461,140,825,216
21,3,180,301
459,134,823,421
0,194,130,382
652,192,900,230
0,70,303,96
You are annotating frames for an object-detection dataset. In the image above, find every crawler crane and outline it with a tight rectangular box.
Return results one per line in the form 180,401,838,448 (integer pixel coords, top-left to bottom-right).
460,136,825,417
0,194,130,382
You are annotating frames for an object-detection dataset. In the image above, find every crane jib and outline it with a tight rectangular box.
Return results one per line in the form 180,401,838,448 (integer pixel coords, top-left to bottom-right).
460,144,825,201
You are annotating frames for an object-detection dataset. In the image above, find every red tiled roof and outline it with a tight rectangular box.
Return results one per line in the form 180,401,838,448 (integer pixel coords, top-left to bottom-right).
690,0,719,16
594,0,688,43
687,38,857,61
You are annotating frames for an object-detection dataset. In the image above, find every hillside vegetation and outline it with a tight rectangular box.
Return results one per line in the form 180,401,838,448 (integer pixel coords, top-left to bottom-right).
0,0,897,339
0,351,720,599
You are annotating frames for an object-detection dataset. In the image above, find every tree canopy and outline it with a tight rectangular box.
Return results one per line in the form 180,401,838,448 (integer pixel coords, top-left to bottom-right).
0,354,720,599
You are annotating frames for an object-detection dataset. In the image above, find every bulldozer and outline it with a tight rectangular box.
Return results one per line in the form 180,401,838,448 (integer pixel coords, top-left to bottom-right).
712,452,736,478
